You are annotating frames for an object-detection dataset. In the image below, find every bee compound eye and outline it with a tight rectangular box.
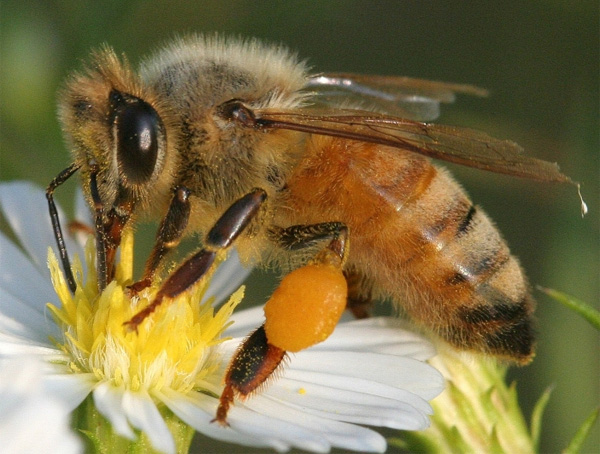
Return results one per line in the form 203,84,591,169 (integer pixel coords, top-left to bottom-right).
115,99,162,184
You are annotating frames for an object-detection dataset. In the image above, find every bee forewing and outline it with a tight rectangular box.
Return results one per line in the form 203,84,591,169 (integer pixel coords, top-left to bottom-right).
254,108,574,184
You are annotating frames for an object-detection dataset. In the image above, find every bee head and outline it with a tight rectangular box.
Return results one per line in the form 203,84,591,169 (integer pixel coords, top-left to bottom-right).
58,46,179,214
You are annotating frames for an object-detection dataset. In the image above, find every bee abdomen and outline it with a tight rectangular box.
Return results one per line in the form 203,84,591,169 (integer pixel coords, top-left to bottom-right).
285,139,535,362
402,169,535,362
456,290,535,361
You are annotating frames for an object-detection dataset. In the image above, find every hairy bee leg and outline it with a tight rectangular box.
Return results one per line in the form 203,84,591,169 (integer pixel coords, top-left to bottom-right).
124,188,267,331
271,223,373,318
88,166,109,290
128,186,192,294
344,268,374,319
88,166,134,290
215,227,349,425
214,325,286,426
269,221,347,251
47,163,81,293
67,220,95,236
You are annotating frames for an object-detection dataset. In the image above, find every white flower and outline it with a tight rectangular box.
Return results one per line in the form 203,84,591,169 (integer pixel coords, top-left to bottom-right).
0,181,444,453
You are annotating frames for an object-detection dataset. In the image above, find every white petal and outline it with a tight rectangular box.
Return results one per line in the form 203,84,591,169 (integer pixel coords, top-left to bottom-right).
280,368,432,413
0,182,80,279
224,305,264,337
235,395,387,453
262,376,430,430
206,249,252,303
313,318,437,361
0,230,57,307
0,332,63,358
122,388,175,454
74,187,91,224
163,378,388,453
43,371,95,412
214,394,332,452
159,388,298,451
290,350,443,399
0,287,58,343
93,382,135,440
0,356,83,454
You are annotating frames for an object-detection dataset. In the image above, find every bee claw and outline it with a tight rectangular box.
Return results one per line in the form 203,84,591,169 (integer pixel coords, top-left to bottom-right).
126,278,152,297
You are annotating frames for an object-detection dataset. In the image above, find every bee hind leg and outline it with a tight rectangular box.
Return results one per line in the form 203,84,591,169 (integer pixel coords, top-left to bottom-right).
213,325,286,426
215,223,349,425
270,223,374,319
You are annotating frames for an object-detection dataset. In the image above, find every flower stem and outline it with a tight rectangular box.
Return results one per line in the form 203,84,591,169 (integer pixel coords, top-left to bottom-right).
74,395,195,454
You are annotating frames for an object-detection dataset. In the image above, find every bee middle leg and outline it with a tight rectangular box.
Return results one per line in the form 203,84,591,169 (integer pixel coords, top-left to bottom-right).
344,268,375,319
128,186,192,294
124,188,267,331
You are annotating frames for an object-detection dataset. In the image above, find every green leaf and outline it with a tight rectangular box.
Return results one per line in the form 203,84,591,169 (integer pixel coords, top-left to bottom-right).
537,287,600,330
530,386,554,451
563,408,599,454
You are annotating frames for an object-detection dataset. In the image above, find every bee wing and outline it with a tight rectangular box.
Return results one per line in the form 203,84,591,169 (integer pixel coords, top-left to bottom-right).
304,73,488,121
253,108,573,184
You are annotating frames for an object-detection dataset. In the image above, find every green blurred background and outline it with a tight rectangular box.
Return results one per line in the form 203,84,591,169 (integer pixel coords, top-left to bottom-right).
1,1,598,452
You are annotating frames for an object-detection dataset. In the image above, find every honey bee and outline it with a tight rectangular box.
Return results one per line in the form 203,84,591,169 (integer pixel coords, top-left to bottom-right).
47,35,584,424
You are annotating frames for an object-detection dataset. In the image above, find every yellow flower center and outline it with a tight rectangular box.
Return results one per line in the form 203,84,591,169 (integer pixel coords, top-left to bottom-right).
46,230,243,396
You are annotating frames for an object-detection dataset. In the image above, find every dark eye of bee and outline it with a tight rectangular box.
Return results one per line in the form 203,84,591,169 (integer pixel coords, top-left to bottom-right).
217,99,257,127
110,90,163,185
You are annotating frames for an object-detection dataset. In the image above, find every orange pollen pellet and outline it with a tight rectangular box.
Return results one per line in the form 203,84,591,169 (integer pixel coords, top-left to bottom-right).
264,262,347,352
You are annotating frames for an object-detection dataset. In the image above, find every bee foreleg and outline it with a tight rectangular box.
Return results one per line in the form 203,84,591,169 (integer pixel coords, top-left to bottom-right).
124,188,267,331
46,163,81,293
129,186,192,294
89,166,134,291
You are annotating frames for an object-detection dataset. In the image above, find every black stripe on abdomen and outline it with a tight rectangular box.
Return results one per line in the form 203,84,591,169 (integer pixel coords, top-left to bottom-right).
456,204,477,235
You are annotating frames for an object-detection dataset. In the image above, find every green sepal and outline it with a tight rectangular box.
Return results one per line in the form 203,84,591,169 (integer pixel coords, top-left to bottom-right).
530,385,553,451
563,407,599,454
538,287,600,330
